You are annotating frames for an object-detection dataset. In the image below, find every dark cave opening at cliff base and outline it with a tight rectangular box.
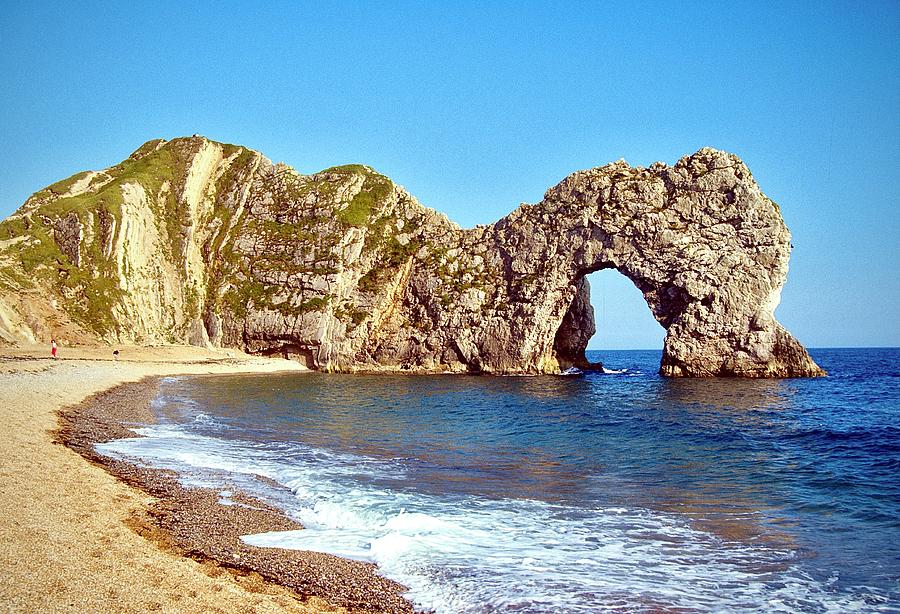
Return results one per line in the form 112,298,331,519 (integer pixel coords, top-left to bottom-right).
553,269,665,369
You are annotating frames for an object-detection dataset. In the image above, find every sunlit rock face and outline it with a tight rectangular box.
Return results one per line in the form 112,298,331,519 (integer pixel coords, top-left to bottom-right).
0,137,824,377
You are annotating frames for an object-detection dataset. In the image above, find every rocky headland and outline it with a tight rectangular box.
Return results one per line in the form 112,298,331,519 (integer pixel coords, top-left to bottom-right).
0,136,824,377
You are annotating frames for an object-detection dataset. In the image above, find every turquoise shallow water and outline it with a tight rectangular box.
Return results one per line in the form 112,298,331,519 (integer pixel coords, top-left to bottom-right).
100,348,900,612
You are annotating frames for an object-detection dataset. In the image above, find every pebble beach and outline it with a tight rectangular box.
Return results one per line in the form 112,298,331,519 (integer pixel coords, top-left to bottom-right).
0,344,404,613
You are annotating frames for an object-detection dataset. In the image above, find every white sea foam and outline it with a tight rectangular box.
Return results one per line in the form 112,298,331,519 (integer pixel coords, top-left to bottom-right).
97,427,888,613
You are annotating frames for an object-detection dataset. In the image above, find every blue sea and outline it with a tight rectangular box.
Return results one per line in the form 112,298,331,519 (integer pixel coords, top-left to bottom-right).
98,348,900,612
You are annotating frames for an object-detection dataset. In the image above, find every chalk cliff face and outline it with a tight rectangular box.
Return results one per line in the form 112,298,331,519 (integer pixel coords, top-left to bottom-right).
0,136,824,377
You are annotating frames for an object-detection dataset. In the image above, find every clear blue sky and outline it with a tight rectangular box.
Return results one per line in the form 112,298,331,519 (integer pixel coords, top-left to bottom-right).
1,2,898,349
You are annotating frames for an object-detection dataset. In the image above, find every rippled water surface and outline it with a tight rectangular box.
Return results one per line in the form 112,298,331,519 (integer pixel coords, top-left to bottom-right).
100,348,900,612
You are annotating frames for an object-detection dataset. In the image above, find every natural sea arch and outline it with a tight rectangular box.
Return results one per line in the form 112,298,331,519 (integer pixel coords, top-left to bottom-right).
469,148,826,377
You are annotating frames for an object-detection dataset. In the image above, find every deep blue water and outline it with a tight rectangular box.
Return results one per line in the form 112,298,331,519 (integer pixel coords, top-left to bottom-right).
100,348,900,612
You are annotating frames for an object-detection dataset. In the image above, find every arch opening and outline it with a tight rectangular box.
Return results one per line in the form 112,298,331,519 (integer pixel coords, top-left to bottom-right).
552,268,666,370
587,269,666,350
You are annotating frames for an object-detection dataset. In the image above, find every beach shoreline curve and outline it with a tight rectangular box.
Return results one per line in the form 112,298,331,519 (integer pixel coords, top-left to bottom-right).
0,344,411,613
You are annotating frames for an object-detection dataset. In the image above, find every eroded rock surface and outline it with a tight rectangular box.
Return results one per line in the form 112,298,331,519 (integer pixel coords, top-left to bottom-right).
0,137,824,377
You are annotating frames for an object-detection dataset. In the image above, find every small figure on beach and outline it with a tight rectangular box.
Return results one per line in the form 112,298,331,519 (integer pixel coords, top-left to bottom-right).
50,339,57,359
113,349,119,360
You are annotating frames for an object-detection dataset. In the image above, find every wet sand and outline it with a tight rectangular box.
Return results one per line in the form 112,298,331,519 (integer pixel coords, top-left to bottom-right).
0,345,413,613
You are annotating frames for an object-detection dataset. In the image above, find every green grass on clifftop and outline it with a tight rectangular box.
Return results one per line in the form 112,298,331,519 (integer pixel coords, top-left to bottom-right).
331,166,393,227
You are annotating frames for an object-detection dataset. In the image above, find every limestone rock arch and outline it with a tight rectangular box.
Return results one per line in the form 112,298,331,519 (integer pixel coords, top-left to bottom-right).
464,147,825,377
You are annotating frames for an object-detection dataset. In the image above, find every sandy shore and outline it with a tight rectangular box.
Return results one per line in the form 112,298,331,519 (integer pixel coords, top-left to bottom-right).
0,344,409,613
